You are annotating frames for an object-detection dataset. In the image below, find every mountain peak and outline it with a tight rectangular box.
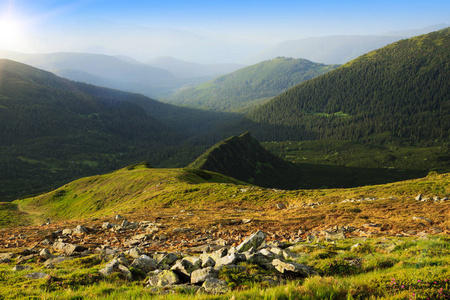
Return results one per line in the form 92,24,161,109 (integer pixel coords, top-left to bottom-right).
188,133,301,189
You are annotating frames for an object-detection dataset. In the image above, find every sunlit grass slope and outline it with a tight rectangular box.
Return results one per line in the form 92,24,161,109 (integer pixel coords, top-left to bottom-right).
7,162,450,226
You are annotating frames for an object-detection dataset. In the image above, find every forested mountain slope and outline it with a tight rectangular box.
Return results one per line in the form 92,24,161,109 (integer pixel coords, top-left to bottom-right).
240,28,450,144
0,59,236,200
167,57,339,112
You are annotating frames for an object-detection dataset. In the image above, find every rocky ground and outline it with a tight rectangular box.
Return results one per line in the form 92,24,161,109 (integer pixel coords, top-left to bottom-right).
0,194,449,296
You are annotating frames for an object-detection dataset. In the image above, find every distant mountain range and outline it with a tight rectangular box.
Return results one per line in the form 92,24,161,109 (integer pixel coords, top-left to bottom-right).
246,24,449,64
167,57,339,112
147,56,245,79
0,51,243,98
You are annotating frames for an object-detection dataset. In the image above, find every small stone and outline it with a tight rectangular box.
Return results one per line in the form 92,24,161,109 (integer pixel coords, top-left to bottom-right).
415,194,422,201
130,255,157,273
73,225,88,234
236,230,266,253
214,253,246,269
201,256,216,268
41,239,51,246
325,231,346,241
201,278,229,294
209,248,228,262
0,253,14,263
275,203,287,210
191,267,219,284
44,257,74,267
39,248,53,260
412,216,433,224
121,220,131,227
127,247,142,259
171,259,196,281
12,265,32,271
52,242,87,256
114,215,124,220
272,259,317,277
157,253,180,270
62,229,72,236
24,272,47,279
155,270,180,287
102,222,113,230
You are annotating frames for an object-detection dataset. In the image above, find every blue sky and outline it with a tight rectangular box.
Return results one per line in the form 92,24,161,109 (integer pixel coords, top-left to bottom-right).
0,0,449,62
15,0,448,32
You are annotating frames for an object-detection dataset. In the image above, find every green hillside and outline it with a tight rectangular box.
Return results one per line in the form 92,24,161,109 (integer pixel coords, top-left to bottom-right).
4,160,450,226
238,28,450,144
188,132,304,189
0,59,184,201
167,57,339,112
11,164,246,224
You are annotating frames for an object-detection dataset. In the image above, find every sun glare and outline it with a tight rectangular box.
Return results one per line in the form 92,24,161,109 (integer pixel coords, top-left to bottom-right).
0,14,27,49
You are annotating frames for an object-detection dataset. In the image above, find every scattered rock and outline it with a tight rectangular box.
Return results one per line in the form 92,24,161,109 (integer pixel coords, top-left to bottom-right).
53,242,87,256
214,253,246,269
171,259,198,281
130,255,157,273
191,267,218,284
148,270,180,287
99,258,132,280
62,229,73,236
39,248,53,260
157,253,180,270
73,225,88,234
275,203,287,210
201,256,215,268
0,253,14,263
12,265,32,271
208,248,228,262
24,272,48,279
43,256,74,267
102,222,113,230
412,216,433,224
127,247,142,259
325,231,346,241
272,259,317,277
201,278,229,294
16,254,37,264
236,230,266,252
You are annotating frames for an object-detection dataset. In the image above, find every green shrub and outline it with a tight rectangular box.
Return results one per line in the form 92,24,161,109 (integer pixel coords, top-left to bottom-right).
218,264,267,289
315,258,360,276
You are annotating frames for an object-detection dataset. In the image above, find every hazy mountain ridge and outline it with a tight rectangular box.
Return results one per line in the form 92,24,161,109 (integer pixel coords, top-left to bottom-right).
247,35,404,65
148,56,246,79
167,57,340,112
0,51,232,98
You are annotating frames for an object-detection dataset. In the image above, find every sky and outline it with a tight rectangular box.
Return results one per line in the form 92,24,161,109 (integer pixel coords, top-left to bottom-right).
0,0,449,63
